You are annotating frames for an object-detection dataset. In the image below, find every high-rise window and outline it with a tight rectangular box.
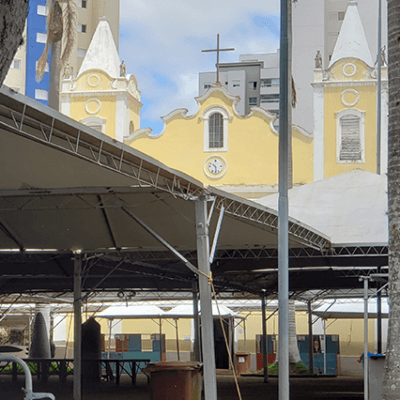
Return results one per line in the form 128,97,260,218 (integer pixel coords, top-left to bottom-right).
261,78,279,87
249,97,257,105
37,5,48,15
77,48,87,58
260,94,279,103
11,59,21,69
36,32,47,44
35,89,48,101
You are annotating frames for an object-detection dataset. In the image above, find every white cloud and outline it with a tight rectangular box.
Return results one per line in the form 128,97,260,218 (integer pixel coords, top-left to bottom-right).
119,0,280,131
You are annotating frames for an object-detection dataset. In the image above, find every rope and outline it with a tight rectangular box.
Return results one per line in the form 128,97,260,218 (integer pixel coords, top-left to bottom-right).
201,271,242,400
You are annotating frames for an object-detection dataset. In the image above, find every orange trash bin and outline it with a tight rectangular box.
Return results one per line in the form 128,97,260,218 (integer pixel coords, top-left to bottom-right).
144,361,203,400
235,352,251,376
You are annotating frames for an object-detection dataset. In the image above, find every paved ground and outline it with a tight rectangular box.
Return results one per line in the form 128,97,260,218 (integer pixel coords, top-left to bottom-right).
0,373,364,399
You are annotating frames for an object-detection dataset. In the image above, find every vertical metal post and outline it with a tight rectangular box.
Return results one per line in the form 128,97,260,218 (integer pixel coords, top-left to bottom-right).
216,34,220,83
261,294,269,383
195,197,217,400
108,319,112,359
363,277,369,400
174,319,180,361
377,0,382,174
279,0,291,398
307,301,314,375
323,320,327,375
377,267,382,354
243,319,247,352
192,283,201,362
159,318,163,361
229,319,233,370
73,252,82,400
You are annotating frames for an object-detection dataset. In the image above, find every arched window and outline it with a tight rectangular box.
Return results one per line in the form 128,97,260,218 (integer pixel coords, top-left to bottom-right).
129,121,135,135
336,109,365,163
202,106,230,152
209,113,223,148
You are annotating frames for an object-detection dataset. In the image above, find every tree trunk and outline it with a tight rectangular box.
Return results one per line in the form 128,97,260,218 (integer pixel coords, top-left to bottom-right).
276,300,301,365
288,300,301,364
0,0,29,87
49,40,61,110
383,1,400,398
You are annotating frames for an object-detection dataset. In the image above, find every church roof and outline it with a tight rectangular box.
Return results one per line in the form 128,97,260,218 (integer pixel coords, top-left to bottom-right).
328,1,373,68
78,19,121,78
256,170,387,245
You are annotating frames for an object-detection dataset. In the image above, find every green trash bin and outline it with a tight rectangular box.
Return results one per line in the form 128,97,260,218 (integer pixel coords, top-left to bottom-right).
144,361,203,400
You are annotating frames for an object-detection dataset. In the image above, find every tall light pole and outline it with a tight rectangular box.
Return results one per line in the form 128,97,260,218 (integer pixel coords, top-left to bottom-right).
278,0,292,399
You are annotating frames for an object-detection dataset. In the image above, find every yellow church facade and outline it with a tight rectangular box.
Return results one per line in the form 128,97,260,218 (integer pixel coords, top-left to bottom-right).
312,0,388,182
61,3,387,201
60,20,142,143
126,85,314,198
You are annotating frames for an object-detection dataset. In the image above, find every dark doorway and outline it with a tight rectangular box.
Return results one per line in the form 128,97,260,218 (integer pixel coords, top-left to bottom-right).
213,318,229,369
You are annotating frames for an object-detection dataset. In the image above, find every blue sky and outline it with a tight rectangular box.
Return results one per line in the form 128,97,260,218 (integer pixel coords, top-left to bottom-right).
119,0,280,134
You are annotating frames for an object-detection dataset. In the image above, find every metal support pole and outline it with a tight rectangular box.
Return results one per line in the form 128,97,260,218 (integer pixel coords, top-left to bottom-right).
323,320,327,375
307,301,314,375
229,318,233,370
376,0,382,174
174,319,180,361
108,319,112,359
377,267,382,354
73,252,82,400
192,282,201,362
159,318,163,361
261,294,269,383
195,198,217,400
278,0,291,397
243,318,247,352
362,277,369,400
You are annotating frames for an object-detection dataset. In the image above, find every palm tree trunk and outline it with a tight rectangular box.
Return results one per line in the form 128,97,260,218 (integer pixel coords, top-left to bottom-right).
49,40,61,110
383,1,400,398
0,0,29,87
276,300,301,365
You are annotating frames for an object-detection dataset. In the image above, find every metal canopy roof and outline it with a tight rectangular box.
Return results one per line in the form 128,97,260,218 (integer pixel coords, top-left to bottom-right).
165,302,239,319
0,86,333,298
95,304,166,319
313,299,389,319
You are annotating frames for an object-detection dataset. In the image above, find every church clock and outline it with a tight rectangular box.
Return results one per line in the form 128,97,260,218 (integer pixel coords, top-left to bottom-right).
204,156,227,178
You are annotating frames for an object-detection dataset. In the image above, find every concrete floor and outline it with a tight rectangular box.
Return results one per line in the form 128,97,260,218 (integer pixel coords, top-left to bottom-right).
0,373,364,400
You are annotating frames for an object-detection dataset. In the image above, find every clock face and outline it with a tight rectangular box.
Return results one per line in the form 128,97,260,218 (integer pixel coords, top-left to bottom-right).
204,156,227,178
208,159,224,175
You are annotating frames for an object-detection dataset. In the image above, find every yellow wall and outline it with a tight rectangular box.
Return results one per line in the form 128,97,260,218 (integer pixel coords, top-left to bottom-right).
61,309,375,357
323,58,377,178
128,88,314,192
235,311,374,356
128,97,141,136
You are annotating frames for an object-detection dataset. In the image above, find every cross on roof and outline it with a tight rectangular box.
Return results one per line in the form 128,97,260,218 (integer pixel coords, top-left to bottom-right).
202,34,235,84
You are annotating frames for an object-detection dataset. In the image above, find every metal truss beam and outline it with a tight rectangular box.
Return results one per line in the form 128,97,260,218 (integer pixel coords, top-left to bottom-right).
0,102,203,200
214,195,330,251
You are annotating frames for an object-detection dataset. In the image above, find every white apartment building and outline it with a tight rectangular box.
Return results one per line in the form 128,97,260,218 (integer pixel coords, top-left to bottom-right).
199,50,280,118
